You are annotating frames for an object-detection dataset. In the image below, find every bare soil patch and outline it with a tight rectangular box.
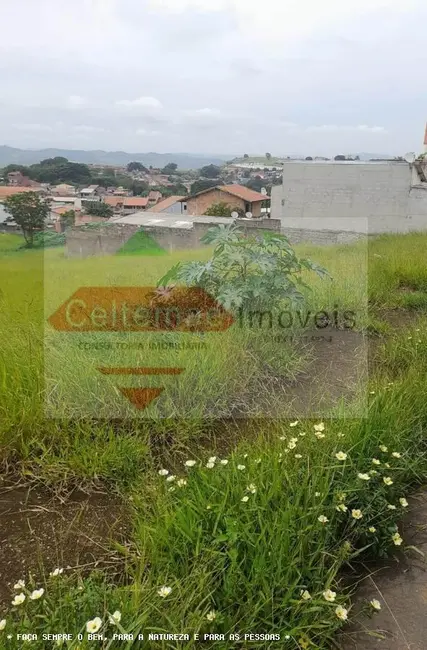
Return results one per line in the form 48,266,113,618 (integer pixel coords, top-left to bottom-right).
0,482,128,606
340,491,427,650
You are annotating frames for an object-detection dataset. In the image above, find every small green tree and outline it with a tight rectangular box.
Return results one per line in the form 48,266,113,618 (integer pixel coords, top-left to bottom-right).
59,210,75,231
85,202,113,218
3,191,49,247
159,224,329,312
266,152,272,160
200,164,221,179
162,162,178,174
203,202,236,217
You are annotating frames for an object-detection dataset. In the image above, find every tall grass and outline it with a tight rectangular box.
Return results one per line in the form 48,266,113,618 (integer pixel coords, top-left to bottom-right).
1,233,427,648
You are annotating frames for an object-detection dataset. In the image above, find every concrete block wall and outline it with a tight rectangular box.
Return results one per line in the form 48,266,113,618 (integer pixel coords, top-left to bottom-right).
65,218,281,257
271,162,427,240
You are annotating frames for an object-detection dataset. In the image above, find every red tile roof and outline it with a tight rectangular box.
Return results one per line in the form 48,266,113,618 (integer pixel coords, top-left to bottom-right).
180,184,269,204
219,185,270,203
123,197,149,207
149,195,185,213
105,196,124,207
0,186,38,198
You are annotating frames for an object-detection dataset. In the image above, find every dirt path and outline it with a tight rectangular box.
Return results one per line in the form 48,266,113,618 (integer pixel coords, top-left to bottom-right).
0,483,128,605
340,490,427,650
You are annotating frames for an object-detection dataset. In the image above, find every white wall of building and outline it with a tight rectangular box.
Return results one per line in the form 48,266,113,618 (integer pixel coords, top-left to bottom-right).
271,161,427,234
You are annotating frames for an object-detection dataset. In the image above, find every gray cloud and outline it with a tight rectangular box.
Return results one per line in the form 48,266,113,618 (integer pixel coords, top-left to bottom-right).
0,0,426,155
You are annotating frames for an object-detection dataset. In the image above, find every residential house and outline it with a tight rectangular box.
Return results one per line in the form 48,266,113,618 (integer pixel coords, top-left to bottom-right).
104,196,125,212
179,184,270,217
147,190,162,206
123,197,149,213
80,184,104,200
50,183,76,196
149,195,185,214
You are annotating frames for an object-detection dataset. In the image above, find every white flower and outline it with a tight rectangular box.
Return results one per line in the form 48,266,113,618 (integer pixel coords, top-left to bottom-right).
237,465,245,471
208,457,217,463
206,462,215,469
29,588,44,600
370,470,379,477
12,593,25,606
290,437,298,443
368,526,376,533
315,492,321,497
279,436,286,441
295,454,302,459
370,599,381,611
387,504,397,510
335,451,347,461
336,503,348,512
247,484,256,494
158,586,172,598
86,617,102,633
158,469,169,476
220,459,228,465
383,476,393,486
372,458,381,465
185,460,196,467
358,473,371,481
392,532,403,546
287,441,296,450
206,610,217,621
0,620,6,631
385,463,391,468
379,445,388,453
13,580,25,590
49,568,64,577
177,478,187,487
299,432,306,437
315,432,325,439
351,509,363,520
335,605,348,621
241,495,249,502
166,475,176,482
323,589,336,602
314,422,325,432
109,610,122,625
168,486,175,492
399,497,408,508
392,452,401,458
318,515,329,524
255,458,261,464
290,420,299,427
300,590,311,600
337,432,345,438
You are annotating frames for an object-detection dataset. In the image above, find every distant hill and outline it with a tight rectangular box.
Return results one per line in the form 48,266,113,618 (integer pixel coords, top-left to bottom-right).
0,146,230,169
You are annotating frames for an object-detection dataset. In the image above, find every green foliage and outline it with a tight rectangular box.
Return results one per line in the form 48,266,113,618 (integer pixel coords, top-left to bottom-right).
159,224,329,311
162,162,178,174
190,179,217,195
116,229,166,256
59,210,75,231
2,164,32,177
203,202,236,217
200,164,221,179
131,180,149,196
84,202,113,218
127,161,148,173
3,192,49,247
27,231,66,248
29,158,92,185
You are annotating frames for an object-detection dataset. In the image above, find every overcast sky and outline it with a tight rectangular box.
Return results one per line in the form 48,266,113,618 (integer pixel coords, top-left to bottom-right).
0,0,426,156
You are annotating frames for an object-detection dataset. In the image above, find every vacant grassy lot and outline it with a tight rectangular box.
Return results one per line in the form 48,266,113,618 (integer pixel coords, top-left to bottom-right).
0,231,427,649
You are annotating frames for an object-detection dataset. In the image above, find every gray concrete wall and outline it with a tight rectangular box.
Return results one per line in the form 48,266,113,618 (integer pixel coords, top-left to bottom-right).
271,162,427,239
65,218,281,257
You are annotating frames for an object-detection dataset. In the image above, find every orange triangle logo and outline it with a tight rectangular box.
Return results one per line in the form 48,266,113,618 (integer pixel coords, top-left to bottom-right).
118,387,164,410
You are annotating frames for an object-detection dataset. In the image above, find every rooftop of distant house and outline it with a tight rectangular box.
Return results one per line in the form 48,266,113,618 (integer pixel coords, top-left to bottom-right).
0,186,42,199
180,184,269,203
149,195,185,213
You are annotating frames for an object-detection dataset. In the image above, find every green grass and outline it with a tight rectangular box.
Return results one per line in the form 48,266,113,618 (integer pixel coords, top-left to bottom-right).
0,232,24,252
116,229,166,256
1,233,427,648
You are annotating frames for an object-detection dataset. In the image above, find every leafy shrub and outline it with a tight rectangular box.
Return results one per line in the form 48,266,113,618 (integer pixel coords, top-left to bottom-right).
159,224,329,312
